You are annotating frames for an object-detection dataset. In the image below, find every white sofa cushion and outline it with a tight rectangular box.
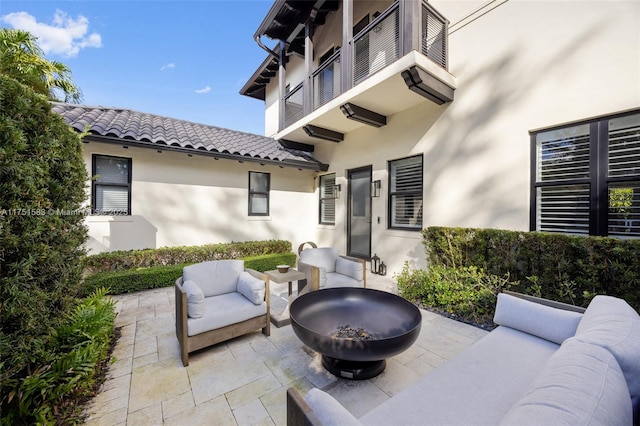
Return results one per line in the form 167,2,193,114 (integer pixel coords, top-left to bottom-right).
182,279,204,319
187,292,266,336
360,326,559,425
304,388,361,426
335,257,363,282
183,260,244,297
499,338,632,425
325,272,362,289
299,247,338,273
574,295,640,414
237,271,266,305
493,293,583,344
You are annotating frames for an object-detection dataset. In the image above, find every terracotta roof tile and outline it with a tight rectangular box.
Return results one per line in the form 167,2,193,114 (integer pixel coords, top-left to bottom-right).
51,103,325,170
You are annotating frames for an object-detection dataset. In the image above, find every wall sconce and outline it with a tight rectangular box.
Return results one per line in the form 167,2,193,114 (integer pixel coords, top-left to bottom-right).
371,253,380,274
371,180,381,198
331,184,341,199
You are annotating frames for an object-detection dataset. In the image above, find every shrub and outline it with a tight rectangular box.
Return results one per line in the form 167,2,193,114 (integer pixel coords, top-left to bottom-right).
81,252,298,296
83,240,292,274
397,263,510,327
1,289,115,424
0,75,88,418
423,227,640,311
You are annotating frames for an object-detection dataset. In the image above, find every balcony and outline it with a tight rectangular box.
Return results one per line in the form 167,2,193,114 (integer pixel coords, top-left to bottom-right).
241,0,456,144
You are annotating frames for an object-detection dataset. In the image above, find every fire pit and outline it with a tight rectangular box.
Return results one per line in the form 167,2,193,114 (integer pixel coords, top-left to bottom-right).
290,287,422,380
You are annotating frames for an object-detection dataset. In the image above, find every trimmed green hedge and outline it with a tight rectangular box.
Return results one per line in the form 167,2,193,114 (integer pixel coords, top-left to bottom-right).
422,227,640,311
83,240,292,275
81,252,297,296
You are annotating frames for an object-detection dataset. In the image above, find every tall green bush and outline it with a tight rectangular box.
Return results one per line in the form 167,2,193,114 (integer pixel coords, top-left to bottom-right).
423,227,640,310
0,75,88,417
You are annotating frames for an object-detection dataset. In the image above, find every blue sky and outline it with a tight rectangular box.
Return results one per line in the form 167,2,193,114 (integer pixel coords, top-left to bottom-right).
0,0,274,135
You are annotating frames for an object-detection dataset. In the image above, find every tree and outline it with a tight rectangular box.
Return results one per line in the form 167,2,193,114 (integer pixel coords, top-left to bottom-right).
0,28,82,103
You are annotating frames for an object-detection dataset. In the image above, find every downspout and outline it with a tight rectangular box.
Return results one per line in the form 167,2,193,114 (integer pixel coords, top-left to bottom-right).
254,34,279,59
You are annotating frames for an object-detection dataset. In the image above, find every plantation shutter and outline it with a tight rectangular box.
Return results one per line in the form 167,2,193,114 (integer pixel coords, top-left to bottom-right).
249,172,270,216
389,156,423,229
93,155,131,214
535,125,590,235
607,114,640,237
319,173,336,224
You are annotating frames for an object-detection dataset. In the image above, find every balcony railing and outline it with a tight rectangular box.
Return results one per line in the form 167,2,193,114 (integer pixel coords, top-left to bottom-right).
312,50,342,110
280,0,448,131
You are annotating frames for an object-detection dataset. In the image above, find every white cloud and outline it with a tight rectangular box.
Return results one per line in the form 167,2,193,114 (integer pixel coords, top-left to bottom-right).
1,9,102,58
161,63,175,71
195,86,212,94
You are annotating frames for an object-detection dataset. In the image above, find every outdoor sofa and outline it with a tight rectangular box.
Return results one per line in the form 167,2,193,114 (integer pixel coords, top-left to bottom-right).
287,291,640,425
175,260,270,366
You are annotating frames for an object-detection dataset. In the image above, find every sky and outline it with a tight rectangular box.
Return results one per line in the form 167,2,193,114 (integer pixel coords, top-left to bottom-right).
0,0,275,135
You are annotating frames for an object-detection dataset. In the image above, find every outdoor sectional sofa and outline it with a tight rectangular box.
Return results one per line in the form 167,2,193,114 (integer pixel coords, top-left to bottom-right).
287,291,640,425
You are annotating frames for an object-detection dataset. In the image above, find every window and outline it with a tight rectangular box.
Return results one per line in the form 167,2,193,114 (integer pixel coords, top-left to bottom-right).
92,154,131,215
389,155,423,230
319,173,336,225
531,110,640,237
249,171,270,216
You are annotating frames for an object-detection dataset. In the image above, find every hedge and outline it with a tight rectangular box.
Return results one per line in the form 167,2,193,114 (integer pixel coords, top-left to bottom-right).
422,227,640,311
82,240,292,275
81,252,297,296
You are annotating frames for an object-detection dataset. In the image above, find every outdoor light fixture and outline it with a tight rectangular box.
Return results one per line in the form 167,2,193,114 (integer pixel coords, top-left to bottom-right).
303,125,344,142
331,184,342,199
379,261,387,276
371,180,381,197
371,253,380,274
340,103,387,127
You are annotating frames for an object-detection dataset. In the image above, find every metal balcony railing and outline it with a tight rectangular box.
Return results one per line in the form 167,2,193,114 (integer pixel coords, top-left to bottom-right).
312,50,342,110
280,0,449,130
353,3,400,85
283,82,304,129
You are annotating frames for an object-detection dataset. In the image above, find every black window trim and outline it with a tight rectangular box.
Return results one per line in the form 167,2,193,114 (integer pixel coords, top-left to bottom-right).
248,171,270,217
91,154,132,215
388,154,424,231
530,108,640,236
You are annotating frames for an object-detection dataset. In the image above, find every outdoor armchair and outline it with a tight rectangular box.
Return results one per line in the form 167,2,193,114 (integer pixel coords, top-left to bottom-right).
297,245,366,293
175,259,270,366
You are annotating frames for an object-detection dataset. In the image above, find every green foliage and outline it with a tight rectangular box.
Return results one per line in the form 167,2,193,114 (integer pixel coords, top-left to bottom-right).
422,227,640,311
81,252,298,296
397,263,510,327
0,29,82,102
1,289,116,425
0,75,88,415
83,240,292,275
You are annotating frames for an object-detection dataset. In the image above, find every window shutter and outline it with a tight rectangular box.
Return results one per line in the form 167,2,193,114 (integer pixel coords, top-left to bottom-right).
95,186,129,213
320,174,336,224
536,185,590,235
95,156,129,184
608,115,640,178
537,126,590,182
390,156,423,229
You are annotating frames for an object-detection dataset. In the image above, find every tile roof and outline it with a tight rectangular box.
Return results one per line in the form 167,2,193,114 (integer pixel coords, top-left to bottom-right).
51,103,326,171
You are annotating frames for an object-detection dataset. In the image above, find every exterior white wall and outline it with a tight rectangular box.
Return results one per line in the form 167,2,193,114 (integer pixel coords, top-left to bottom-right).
82,141,316,254
307,0,640,275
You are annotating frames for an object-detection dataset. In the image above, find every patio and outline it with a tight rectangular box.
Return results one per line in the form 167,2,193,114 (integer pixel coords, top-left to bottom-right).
83,275,488,425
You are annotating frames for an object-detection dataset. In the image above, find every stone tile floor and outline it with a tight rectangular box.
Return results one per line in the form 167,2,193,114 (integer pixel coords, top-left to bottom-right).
83,275,488,425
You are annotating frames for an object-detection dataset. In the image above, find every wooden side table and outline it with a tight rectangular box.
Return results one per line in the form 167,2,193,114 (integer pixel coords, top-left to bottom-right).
265,269,306,327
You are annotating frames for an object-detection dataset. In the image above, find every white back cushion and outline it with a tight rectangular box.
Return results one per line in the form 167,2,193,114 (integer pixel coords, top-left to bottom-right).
183,260,244,297
299,247,338,273
493,293,583,344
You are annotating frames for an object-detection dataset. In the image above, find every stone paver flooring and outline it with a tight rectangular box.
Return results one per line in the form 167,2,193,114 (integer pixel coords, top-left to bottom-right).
83,275,488,425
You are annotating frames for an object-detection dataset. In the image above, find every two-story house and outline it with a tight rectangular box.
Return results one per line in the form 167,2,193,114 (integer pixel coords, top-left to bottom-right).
240,0,640,274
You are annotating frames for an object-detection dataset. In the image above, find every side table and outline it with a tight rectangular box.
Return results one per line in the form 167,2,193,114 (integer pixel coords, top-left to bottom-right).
265,268,306,327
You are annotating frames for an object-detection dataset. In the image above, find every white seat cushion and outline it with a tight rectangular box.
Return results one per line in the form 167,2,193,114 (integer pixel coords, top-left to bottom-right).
187,292,266,336
324,272,363,288
183,260,244,297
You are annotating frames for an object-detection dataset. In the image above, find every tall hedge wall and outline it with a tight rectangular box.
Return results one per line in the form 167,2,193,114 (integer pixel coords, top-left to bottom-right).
0,76,88,412
423,227,640,310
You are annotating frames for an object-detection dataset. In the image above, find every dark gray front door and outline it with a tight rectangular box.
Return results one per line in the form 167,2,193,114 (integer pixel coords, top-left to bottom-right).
347,166,372,258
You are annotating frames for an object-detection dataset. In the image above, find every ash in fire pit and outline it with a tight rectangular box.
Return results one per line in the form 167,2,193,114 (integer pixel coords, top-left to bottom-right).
332,325,377,340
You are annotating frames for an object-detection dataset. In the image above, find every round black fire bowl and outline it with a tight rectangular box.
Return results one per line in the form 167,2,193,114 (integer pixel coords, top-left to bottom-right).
290,287,422,380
